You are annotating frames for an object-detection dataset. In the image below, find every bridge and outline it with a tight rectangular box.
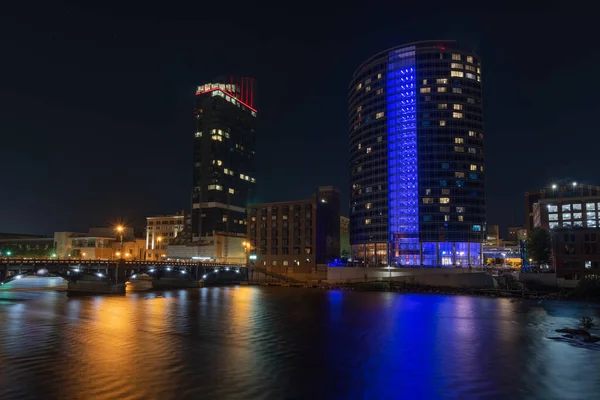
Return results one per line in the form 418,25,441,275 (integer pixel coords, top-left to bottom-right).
0,258,247,294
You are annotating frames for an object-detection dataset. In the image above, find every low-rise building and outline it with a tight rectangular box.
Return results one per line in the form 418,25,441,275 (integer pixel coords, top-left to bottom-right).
247,186,340,277
146,212,185,260
532,193,600,279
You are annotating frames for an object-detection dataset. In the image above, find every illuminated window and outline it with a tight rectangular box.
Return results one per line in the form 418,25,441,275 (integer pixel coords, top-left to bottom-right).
208,185,223,191
357,106,362,112
573,204,582,211
212,135,222,141
377,136,382,142
251,177,256,183
377,73,382,79
420,87,431,93
587,203,596,211
436,78,448,84
454,146,464,152
439,120,446,126
444,215,450,222
480,166,484,172
454,137,464,144
365,203,372,209
574,212,582,219
365,86,371,92
365,219,371,225
588,220,598,228
438,103,448,109
440,197,450,204
563,213,572,220
228,188,235,194
452,54,461,61
467,97,475,104
217,160,223,166
440,206,450,213
465,73,476,80
472,225,482,231
375,112,384,119
562,204,571,212
423,198,434,204
451,71,464,78
477,68,481,74
224,168,229,174
422,79,427,84
468,148,476,154
467,56,473,63
456,207,465,213
441,189,450,195
453,87,462,93
239,173,244,179
453,112,463,118
195,132,202,138
470,164,478,171
468,130,476,137
465,65,476,72
425,189,432,195
458,215,464,222
455,172,465,178
356,83,362,91
366,147,372,153
437,87,447,93
376,88,383,95
451,63,463,69
453,104,463,110
358,143,362,149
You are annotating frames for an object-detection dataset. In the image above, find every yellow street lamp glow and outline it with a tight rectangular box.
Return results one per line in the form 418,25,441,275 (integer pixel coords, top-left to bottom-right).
116,225,124,233
116,251,121,257
82,252,87,257
157,236,162,242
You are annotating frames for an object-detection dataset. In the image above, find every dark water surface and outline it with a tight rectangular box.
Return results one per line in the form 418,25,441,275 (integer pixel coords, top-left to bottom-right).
1,282,600,400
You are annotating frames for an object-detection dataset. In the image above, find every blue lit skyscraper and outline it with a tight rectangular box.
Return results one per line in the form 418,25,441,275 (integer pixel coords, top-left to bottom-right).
349,41,485,267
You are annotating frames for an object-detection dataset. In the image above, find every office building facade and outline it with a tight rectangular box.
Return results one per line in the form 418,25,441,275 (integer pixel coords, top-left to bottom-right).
349,40,485,266
192,77,257,242
247,187,340,275
146,212,185,260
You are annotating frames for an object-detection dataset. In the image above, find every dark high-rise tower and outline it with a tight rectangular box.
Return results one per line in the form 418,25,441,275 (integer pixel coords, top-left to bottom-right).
349,41,485,267
192,77,257,241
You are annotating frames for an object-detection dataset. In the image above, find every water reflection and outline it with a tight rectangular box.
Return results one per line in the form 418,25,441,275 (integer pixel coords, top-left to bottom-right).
1,288,600,399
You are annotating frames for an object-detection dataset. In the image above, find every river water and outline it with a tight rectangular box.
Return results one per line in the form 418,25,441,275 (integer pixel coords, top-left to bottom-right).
1,280,600,400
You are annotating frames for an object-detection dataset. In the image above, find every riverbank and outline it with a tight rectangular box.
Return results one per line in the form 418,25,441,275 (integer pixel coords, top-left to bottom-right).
310,281,600,302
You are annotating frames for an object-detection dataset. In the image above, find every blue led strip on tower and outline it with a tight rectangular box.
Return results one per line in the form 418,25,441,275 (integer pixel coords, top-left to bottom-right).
387,47,419,265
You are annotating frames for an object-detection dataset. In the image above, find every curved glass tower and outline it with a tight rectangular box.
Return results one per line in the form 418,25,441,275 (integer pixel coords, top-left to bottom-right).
349,40,485,267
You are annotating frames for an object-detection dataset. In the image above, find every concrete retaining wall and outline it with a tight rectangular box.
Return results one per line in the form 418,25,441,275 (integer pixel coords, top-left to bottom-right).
326,267,494,288
518,273,558,288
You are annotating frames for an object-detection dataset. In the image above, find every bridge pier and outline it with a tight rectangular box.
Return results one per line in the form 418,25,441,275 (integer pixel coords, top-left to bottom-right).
152,277,200,289
67,281,126,295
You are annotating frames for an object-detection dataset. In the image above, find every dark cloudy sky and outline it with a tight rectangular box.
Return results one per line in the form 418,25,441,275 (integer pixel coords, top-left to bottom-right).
0,1,596,237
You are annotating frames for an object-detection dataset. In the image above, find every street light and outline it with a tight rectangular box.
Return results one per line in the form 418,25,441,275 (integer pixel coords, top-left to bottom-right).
551,184,557,190
115,225,125,258
115,251,121,258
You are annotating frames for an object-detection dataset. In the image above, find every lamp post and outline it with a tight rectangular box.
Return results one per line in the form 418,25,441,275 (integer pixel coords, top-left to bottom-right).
116,225,124,258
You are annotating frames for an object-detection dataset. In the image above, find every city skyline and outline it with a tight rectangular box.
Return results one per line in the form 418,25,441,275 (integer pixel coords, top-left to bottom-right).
1,3,598,236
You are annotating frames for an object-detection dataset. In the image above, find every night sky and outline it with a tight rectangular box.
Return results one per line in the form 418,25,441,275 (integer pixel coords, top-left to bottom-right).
1,2,597,237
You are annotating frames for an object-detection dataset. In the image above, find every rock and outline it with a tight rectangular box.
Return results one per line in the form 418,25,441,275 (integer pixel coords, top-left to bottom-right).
555,328,590,336
583,335,600,343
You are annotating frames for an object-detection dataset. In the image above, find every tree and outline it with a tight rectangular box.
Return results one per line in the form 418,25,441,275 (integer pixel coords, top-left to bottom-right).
527,228,551,266
70,249,81,258
340,249,350,259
